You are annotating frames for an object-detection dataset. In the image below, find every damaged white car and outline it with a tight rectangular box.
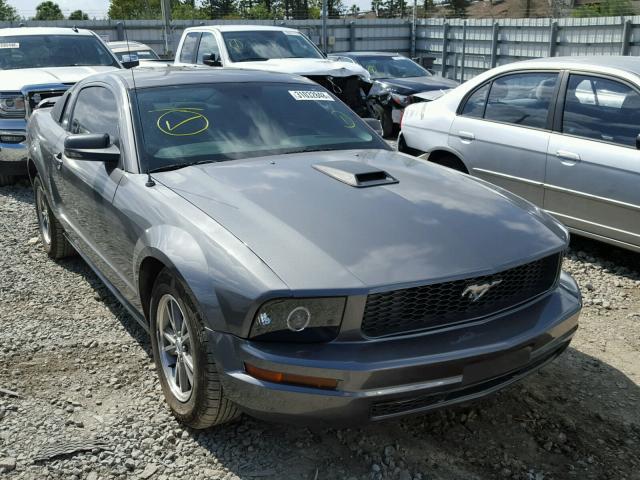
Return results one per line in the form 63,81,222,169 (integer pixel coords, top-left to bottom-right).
174,25,372,115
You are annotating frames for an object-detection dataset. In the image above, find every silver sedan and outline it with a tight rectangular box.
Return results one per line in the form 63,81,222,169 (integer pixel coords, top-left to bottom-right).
399,56,640,253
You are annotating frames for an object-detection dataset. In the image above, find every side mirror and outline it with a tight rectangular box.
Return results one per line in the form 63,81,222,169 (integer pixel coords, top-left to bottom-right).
364,118,383,136
203,53,222,67
636,133,640,150
64,134,120,163
121,54,140,69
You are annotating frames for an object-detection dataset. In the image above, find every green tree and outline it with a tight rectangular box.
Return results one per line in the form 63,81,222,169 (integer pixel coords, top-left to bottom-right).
34,1,64,20
108,0,161,19
0,0,18,21
572,0,633,16
201,0,237,18
349,3,359,15
68,9,89,19
172,0,208,19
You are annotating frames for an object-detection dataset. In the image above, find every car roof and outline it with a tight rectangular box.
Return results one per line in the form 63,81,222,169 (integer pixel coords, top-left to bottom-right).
108,41,151,50
0,27,96,37
184,24,300,33
504,55,640,76
103,65,315,89
334,52,401,57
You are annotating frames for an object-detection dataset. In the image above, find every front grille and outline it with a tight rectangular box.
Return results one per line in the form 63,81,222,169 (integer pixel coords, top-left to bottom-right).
362,253,561,338
26,89,68,116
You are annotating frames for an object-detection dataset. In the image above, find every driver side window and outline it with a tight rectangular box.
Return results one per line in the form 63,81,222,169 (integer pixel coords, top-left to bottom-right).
69,86,120,146
196,33,220,64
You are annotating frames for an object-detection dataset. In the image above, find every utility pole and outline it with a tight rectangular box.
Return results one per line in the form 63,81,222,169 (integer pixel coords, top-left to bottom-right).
322,0,328,53
160,0,172,56
411,0,417,58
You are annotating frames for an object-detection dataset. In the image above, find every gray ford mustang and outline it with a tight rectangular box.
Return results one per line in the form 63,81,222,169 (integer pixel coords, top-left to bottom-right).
26,67,581,428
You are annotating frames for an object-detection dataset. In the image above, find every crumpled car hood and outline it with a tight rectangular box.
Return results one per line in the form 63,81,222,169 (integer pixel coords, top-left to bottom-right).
155,150,566,290
230,58,370,80
376,76,459,95
0,66,119,91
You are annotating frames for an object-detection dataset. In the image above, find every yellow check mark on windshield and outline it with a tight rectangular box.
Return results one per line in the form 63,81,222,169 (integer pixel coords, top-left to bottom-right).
165,114,202,131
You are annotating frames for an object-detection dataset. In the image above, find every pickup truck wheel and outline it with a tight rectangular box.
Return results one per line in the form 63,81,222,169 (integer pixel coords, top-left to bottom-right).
0,174,15,186
33,176,75,259
150,269,240,429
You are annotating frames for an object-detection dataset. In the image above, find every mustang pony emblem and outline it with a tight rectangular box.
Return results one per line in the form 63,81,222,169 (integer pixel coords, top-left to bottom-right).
462,279,503,302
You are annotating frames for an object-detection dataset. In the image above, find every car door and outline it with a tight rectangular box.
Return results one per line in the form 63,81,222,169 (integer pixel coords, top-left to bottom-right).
545,72,640,250
449,71,559,206
50,84,127,286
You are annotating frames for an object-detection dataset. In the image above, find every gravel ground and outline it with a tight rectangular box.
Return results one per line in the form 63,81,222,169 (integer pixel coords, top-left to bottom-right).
1,180,639,480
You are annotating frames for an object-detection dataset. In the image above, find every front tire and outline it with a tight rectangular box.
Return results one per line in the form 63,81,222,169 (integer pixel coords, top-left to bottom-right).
149,269,239,429
33,175,75,259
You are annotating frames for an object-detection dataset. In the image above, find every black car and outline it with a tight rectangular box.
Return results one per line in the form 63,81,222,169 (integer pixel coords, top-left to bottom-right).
330,52,458,137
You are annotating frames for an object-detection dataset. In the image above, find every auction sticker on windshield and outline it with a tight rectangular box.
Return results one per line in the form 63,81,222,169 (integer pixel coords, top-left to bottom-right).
0,43,19,49
289,91,334,101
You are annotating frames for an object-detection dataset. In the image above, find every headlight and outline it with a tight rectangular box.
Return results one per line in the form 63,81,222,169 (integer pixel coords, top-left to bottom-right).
250,297,346,342
0,93,26,117
390,92,411,107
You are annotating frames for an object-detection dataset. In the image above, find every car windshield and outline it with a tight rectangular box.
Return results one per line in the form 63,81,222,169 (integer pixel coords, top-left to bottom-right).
0,35,118,70
356,55,430,79
115,49,160,61
222,30,323,62
134,82,388,172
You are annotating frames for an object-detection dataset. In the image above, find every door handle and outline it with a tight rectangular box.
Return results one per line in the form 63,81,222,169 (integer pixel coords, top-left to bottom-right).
458,131,475,141
555,150,581,163
53,152,63,170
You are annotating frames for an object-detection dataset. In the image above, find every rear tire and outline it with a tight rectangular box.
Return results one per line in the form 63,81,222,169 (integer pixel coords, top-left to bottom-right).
149,269,240,429
0,174,15,186
33,175,75,259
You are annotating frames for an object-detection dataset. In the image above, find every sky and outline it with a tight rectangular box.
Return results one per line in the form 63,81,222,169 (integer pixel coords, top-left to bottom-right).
9,0,373,19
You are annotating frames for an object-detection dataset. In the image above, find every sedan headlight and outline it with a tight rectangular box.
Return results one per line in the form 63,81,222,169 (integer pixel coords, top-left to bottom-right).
390,92,411,107
0,93,26,117
250,297,346,342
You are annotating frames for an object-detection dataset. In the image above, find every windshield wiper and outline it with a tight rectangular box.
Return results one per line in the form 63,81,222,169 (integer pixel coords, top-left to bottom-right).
283,147,336,154
235,57,270,62
149,159,216,173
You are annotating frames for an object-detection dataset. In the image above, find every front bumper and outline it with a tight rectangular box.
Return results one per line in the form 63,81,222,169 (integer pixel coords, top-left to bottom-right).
212,272,581,425
0,118,28,176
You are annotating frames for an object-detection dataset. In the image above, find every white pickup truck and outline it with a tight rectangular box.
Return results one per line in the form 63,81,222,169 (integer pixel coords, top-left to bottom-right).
0,27,121,185
174,25,372,116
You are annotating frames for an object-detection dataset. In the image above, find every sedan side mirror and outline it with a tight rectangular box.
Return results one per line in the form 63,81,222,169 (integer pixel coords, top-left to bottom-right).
121,54,140,69
203,53,222,67
64,134,120,163
636,133,640,150
364,118,383,136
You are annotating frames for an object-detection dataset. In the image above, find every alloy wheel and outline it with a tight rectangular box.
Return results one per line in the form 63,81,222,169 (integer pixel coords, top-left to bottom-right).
156,294,194,402
36,187,51,245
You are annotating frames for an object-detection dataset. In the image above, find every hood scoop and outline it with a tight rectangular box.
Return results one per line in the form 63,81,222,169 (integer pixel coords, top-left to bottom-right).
312,161,398,188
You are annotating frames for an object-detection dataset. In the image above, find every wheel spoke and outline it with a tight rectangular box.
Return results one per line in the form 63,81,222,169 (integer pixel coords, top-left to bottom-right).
162,343,177,354
177,357,188,392
183,353,194,385
163,331,177,345
165,302,176,332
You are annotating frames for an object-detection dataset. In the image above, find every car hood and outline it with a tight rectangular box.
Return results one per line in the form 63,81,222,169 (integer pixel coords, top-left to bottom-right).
230,58,371,80
155,150,566,291
0,66,119,91
376,76,459,94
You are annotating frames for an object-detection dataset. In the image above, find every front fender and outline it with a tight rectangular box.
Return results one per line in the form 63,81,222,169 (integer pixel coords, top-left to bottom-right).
133,223,289,337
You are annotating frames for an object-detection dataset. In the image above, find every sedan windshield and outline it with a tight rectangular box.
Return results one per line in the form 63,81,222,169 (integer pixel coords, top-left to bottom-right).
135,82,388,172
356,56,430,79
222,31,323,62
0,35,118,70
